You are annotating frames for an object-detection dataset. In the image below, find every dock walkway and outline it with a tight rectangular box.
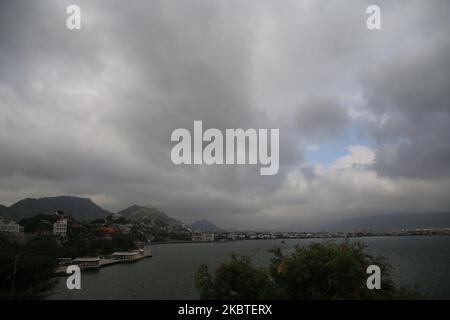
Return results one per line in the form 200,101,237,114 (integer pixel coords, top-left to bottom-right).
55,250,152,276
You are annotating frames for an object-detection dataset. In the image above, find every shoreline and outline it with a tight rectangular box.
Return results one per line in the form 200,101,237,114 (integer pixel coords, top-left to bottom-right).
48,236,450,299
151,233,450,246
54,234,450,276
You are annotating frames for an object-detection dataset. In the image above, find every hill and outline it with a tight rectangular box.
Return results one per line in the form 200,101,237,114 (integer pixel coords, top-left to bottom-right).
190,219,221,232
7,196,111,220
316,212,450,232
0,204,11,219
118,205,183,227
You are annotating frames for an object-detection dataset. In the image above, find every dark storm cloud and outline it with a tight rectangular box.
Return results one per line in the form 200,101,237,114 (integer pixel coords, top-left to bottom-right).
360,2,450,179
1,0,450,228
296,98,350,141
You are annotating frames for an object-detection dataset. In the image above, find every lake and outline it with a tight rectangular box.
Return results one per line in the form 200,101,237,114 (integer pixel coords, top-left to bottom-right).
49,236,450,299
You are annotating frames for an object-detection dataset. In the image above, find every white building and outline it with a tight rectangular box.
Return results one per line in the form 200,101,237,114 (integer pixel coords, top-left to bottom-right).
53,218,68,237
192,233,215,242
0,219,23,234
112,251,140,261
72,257,101,269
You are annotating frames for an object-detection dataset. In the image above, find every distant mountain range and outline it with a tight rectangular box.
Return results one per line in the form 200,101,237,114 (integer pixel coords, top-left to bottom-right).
0,196,111,220
0,196,213,232
1,196,449,232
190,219,221,232
312,212,450,232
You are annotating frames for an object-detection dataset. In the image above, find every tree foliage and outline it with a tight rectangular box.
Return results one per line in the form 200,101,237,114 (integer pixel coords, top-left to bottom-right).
0,235,58,299
196,241,418,300
196,255,273,299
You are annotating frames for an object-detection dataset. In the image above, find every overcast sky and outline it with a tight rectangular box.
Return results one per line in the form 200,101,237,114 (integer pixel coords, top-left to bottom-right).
1,0,449,229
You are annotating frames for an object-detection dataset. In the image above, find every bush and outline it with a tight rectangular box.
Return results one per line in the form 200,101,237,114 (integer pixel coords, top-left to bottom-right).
0,235,58,299
195,241,418,300
196,255,273,299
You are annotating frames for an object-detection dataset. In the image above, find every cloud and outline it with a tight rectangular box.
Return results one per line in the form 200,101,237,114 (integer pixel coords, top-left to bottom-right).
0,0,449,228
296,98,350,141
361,8,450,179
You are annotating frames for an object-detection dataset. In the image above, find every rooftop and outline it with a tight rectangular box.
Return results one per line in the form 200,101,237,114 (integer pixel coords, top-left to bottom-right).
112,251,139,256
72,257,101,262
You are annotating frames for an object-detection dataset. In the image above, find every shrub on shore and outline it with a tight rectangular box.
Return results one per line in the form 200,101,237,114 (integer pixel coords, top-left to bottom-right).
195,241,418,300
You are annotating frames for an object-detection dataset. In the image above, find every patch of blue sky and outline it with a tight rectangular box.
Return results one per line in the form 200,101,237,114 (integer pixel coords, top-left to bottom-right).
305,121,374,166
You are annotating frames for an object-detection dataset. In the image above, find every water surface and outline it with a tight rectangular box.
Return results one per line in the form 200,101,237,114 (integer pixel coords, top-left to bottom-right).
50,236,450,299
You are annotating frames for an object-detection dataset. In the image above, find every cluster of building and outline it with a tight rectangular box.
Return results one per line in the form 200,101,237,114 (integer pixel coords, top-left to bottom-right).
1,212,68,239
0,218,24,234
103,213,133,234
4,211,450,244
213,228,450,241
373,228,450,237
191,232,215,242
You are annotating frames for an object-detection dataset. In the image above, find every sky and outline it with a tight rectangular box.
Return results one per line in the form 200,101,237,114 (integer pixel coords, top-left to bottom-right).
0,0,449,229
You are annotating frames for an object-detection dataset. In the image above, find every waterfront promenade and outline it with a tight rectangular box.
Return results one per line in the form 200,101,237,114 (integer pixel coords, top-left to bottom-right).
55,249,152,276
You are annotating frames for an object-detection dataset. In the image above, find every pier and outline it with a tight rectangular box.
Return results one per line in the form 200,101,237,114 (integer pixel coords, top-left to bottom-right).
54,247,152,276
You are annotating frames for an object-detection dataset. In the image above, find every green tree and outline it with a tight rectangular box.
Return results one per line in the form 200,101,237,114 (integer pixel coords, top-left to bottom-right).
0,235,58,300
196,255,273,299
19,215,57,234
195,241,418,300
